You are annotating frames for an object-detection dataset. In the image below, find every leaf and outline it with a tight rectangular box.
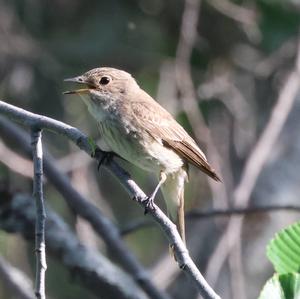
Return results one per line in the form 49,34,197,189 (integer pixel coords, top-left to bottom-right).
259,274,284,299
279,273,300,299
259,273,300,299
267,222,300,274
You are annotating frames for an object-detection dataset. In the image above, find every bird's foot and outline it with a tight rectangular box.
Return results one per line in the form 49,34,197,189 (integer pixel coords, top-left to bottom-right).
97,151,115,171
143,195,156,215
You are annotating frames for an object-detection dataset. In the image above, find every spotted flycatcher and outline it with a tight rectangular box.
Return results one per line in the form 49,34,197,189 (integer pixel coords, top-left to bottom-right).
64,67,220,243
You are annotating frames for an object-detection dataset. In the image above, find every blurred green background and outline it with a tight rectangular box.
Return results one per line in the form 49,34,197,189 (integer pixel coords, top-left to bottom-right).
1,0,300,298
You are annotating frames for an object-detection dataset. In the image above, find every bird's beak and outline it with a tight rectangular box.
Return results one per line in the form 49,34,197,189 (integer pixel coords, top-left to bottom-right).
63,76,91,95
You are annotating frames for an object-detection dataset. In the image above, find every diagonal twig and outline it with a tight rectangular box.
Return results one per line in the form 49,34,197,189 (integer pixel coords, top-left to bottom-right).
0,101,220,299
0,193,148,299
0,255,35,299
0,139,33,177
175,0,228,210
0,115,169,299
206,36,300,287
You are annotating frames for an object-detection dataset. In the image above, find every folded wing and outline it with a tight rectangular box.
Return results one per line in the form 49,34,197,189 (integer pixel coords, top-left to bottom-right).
130,95,220,181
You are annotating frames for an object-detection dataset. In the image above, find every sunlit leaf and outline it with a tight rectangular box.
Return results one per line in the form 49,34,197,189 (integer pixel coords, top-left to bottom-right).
259,273,300,299
267,222,300,274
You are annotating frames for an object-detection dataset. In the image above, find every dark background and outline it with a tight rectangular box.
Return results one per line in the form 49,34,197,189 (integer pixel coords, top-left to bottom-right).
0,0,300,298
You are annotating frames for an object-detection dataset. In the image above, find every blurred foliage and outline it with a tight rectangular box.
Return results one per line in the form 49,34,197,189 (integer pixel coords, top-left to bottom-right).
258,0,300,51
1,0,300,298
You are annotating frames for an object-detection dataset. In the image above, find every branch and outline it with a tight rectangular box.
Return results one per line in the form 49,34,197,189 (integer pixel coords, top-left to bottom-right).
188,205,300,218
175,1,237,295
31,128,47,299
0,140,33,177
0,114,169,299
207,0,257,26
175,0,228,210
0,255,35,299
206,37,300,286
0,101,220,299
0,193,148,299
120,205,300,235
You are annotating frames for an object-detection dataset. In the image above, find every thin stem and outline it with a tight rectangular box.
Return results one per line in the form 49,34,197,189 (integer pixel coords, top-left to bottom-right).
0,113,170,299
0,102,220,299
31,128,47,299
0,256,35,299
206,38,300,286
120,204,300,235
0,194,148,299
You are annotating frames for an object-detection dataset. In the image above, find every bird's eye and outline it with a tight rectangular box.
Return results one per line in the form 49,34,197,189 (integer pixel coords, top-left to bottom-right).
99,76,111,85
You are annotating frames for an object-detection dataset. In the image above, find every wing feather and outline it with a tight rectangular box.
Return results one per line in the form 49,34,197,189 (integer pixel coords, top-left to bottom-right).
130,95,220,181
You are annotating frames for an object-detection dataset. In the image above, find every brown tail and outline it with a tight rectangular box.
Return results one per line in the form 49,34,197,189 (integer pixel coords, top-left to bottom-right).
160,169,187,245
168,187,186,259
177,186,186,244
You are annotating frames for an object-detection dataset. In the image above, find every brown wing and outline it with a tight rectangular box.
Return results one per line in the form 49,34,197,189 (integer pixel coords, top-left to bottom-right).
130,94,220,181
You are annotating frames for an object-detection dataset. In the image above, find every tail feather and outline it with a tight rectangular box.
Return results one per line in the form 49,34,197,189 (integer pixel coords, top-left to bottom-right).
160,169,187,245
177,187,186,244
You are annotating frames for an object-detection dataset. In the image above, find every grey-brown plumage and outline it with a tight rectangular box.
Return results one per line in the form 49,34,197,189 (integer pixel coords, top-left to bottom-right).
130,97,220,181
64,67,220,244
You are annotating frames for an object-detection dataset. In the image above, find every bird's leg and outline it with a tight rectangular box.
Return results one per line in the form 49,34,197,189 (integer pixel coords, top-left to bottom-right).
94,148,128,171
94,149,115,171
98,152,115,171
144,171,167,214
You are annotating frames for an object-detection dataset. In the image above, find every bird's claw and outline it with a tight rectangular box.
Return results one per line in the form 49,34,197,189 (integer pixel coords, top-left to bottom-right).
143,196,155,215
97,151,115,171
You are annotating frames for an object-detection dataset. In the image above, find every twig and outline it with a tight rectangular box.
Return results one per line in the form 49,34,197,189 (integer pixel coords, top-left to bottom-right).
0,140,33,177
0,115,169,299
188,205,300,217
0,102,221,299
57,150,92,172
31,128,47,299
255,38,297,77
120,205,300,235
0,193,148,299
206,37,300,287
0,255,35,299
175,0,228,209
207,0,257,26
175,1,232,296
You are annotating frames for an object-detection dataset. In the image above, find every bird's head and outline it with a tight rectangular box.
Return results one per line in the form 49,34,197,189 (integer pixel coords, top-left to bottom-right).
64,67,138,100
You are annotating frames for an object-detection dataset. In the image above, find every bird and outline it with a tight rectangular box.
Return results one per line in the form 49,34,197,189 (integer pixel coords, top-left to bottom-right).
64,67,220,244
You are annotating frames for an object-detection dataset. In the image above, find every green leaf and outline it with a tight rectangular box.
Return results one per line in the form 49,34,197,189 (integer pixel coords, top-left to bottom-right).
267,222,300,274
259,274,284,299
259,273,300,299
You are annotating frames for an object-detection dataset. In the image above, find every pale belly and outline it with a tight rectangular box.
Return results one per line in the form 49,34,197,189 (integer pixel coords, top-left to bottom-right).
98,120,183,174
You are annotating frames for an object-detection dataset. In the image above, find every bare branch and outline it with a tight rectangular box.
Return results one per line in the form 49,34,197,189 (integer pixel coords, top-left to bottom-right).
0,139,33,177
206,37,300,287
175,1,233,296
0,193,148,299
188,205,300,218
57,150,92,172
207,0,257,26
31,128,47,299
0,256,35,299
0,114,170,299
175,0,228,209
120,204,300,235
0,101,221,299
